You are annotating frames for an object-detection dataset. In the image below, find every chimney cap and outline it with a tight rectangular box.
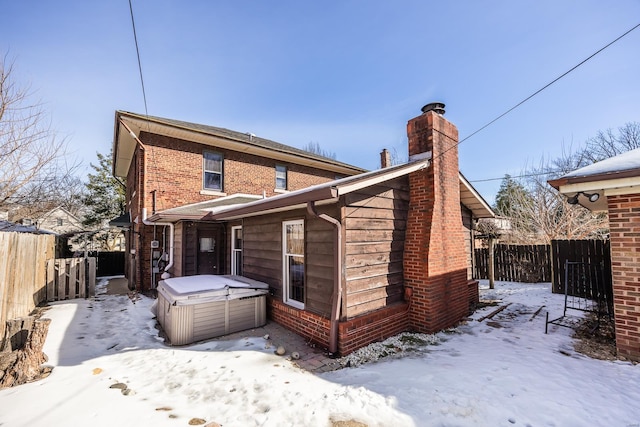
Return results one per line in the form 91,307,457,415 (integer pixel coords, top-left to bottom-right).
421,102,445,115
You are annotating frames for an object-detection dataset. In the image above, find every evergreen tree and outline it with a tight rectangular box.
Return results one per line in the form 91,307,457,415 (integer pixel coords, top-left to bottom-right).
81,150,125,250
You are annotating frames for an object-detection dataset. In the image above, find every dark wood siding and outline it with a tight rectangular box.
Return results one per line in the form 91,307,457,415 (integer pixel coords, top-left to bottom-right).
241,207,337,317
343,177,409,318
173,222,184,277
461,205,474,280
183,222,197,275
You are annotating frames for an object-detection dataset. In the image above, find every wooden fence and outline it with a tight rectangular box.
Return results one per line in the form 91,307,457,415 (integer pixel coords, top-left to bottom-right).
46,258,96,301
0,232,56,348
550,239,611,296
474,244,551,282
88,251,125,277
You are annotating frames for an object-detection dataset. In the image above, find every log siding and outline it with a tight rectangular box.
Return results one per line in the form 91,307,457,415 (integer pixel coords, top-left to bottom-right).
342,177,409,318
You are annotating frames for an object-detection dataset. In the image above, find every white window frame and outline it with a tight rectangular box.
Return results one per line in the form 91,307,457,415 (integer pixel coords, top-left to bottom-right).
275,164,287,191
203,151,223,191
231,225,242,276
282,219,305,309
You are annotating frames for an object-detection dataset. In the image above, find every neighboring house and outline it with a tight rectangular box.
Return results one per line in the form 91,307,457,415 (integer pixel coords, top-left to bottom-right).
112,106,494,355
33,206,84,236
549,148,640,362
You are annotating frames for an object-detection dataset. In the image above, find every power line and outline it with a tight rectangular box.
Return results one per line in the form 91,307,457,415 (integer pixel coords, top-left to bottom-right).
435,22,640,156
469,171,558,183
128,0,149,118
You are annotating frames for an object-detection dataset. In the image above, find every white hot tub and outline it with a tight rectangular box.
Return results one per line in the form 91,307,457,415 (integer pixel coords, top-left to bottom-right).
156,275,269,345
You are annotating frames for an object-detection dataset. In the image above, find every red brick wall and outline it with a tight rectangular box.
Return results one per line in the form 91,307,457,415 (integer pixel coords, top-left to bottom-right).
270,297,410,356
138,132,338,212
404,110,470,333
269,298,331,350
607,194,640,361
338,303,409,355
125,133,347,291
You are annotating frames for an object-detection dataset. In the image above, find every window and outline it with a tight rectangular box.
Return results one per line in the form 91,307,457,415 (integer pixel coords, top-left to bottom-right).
282,219,304,309
231,226,242,276
57,218,64,226
203,151,223,191
275,164,287,190
199,237,215,252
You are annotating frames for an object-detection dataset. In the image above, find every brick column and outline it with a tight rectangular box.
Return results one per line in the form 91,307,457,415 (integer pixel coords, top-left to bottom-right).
607,194,640,361
404,107,469,333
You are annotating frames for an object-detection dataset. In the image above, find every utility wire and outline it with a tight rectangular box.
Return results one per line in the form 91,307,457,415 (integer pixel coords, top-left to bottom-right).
469,171,558,183
437,22,640,156
128,0,149,118
128,0,164,212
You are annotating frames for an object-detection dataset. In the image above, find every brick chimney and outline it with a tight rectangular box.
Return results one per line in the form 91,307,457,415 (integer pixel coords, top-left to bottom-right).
404,103,469,333
380,149,392,168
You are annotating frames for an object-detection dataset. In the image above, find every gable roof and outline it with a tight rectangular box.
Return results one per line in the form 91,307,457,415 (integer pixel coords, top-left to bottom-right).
113,111,367,179
548,148,640,212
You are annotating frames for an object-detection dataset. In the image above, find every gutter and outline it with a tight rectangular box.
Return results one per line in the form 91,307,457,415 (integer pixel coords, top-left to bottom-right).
306,201,342,356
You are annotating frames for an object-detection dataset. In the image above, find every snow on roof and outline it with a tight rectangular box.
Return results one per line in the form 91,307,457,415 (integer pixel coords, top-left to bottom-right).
563,147,640,179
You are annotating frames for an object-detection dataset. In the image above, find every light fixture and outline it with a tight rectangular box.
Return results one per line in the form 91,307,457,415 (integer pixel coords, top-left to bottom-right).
566,191,600,205
584,192,600,202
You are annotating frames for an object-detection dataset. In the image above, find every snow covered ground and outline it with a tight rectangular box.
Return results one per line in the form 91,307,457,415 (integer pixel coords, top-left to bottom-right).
1,279,639,427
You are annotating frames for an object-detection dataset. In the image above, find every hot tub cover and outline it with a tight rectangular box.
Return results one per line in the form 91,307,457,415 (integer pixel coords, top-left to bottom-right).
158,275,269,306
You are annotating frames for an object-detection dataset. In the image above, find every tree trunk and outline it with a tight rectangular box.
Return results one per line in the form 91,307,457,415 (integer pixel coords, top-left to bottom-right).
0,318,51,388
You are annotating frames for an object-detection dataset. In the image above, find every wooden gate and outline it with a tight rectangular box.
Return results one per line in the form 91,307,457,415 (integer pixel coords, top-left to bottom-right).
550,239,611,295
46,258,96,301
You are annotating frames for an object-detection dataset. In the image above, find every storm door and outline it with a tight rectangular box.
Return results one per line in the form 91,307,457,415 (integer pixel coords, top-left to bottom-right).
197,228,221,275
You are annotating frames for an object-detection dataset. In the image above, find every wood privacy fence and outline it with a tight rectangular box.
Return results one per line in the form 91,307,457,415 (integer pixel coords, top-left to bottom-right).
0,232,56,346
474,240,611,288
550,239,611,296
46,258,96,301
474,244,552,282
88,251,125,277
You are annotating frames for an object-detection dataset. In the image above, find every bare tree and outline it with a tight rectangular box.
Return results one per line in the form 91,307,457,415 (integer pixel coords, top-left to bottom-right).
582,122,640,163
302,141,337,160
0,54,76,217
495,151,608,245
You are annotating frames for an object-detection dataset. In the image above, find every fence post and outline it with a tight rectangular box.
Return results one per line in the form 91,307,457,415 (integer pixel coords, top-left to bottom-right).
488,237,495,289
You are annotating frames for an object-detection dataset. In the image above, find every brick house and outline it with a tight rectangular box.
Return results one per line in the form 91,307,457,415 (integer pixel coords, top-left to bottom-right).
112,106,494,355
549,148,640,362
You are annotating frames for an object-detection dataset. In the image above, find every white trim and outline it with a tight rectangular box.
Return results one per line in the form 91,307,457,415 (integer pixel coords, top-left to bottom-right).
199,190,228,197
560,176,640,195
335,159,429,196
604,186,640,197
274,188,289,194
231,225,242,275
282,219,305,310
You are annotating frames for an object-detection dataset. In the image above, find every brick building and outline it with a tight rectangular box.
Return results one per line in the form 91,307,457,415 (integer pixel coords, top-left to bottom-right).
549,147,640,362
112,106,494,355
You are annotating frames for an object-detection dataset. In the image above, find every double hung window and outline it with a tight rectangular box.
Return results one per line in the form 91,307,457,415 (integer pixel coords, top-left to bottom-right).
203,151,223,191
282,219,304,309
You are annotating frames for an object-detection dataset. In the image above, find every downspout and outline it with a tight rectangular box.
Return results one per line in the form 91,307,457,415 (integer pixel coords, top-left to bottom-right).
141,208,174,280
306,201,342,356
121,119,175,282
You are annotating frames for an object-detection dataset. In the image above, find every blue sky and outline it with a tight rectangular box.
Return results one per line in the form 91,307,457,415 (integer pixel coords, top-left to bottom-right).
2,1,639,204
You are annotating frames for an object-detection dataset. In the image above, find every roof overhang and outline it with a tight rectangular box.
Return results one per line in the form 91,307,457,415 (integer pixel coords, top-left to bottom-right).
459,173,495,218
210,158,431,221
113,111,367,179
549,171,640,212
147,194,263,222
